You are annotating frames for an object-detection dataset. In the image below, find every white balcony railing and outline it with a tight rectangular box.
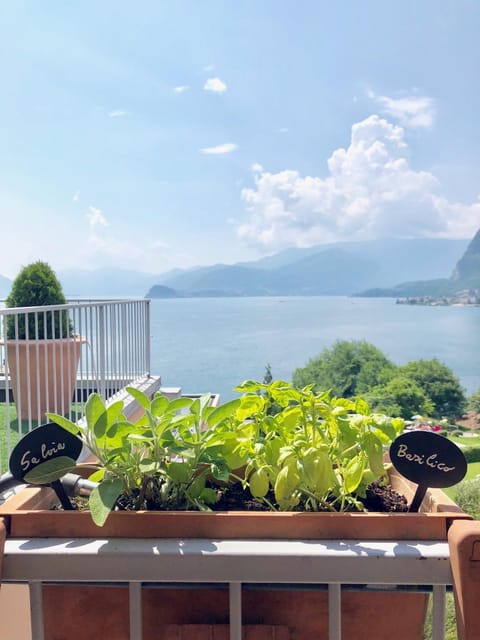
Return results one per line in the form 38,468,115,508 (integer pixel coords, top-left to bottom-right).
0,536,452,640
0,299,152,472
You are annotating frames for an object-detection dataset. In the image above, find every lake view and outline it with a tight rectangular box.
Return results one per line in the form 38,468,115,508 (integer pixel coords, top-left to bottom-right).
149,296,480,401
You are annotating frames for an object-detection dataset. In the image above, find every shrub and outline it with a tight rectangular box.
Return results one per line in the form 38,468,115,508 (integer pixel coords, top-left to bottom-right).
462,446,480,464
5,261,71,339
454,477,480,519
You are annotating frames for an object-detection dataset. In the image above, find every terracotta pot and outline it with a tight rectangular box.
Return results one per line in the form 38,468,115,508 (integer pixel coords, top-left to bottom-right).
5,336,84,421
0,470,470,640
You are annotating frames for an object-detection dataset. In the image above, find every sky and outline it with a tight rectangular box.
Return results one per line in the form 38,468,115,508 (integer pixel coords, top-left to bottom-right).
1,0,479,279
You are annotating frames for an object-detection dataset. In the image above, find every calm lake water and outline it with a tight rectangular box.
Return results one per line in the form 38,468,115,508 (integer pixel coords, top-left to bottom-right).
149,296,480,401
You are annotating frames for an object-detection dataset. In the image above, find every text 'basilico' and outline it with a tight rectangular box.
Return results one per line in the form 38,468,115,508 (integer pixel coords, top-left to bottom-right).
396,443,455,472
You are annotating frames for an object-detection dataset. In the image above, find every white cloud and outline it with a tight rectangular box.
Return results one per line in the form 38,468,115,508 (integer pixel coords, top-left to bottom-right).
87,206,108,228
203,65,214,71
108,110,129,118
251,163,263,172
238,114,479,251
370,91,436,128
200,143,237,155
72,191,80,202
204,77,227,93
174,85,189,93
276,128,288,134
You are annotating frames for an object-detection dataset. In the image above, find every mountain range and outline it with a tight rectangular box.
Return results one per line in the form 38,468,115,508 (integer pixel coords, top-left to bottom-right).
147,237,470,298
359,228,480,298
0,236,473,299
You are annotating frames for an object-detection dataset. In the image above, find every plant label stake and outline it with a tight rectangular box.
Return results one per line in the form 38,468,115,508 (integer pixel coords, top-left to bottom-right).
390,430,467,512
9,422,83,510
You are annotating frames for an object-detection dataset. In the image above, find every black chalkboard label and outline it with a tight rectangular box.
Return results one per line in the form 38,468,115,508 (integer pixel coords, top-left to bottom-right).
9,423,83,510
390,430,467,512
9,422,83,483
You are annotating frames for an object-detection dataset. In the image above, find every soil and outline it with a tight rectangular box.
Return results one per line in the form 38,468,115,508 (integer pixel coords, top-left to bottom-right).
65,477,409,513
103,480,408,513
209,480,408,513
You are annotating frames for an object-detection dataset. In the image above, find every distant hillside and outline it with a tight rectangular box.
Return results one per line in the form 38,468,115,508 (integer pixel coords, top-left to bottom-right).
450,228,480,289
359,229,480,298
145,284,181,299
153,238,469,298
2,237,468,300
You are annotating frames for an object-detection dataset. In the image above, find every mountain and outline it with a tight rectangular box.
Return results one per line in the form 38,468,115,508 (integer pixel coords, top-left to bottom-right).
145,285,181,298
1,237,468,300
450,228,480,288
359,228,480,298
154,238,469,297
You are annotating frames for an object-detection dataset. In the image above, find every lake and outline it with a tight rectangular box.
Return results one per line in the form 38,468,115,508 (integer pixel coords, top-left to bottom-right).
149,296,480,401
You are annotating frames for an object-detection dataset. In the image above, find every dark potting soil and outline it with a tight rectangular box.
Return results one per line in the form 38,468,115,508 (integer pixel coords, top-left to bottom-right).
66,481,409,513
209,480,408,513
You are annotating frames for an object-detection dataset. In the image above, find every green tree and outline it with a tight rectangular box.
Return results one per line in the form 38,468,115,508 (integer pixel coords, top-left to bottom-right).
6,261,69,339
399,359,467,419
365,376,435,419
292,340,395,396
468,388,480,414
263,363,273,385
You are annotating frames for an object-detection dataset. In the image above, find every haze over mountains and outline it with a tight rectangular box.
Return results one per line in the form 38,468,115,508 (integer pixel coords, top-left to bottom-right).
147,237,470,298
360,228,480,298
0,237,474,299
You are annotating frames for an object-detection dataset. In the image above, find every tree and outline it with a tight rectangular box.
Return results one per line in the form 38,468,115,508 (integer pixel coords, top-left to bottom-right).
292,340,466,421
263,363,273,384
398,359,467,419
468,388,480,415
365,376,435,419
292,340,395,397
5,261,69,339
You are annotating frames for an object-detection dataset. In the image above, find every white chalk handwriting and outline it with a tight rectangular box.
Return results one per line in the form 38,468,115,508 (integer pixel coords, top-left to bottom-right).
396,443,455,473
20,441,66,472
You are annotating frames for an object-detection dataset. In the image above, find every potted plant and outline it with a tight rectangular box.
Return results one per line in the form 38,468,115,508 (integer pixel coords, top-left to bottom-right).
2,261,82,422
0,381,470,640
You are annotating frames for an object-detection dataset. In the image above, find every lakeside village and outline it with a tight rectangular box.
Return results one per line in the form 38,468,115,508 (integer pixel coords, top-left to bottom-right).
396,288,480,307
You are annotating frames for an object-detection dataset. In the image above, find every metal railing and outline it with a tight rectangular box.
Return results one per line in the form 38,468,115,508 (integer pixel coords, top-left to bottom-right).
0,299,151,471
0,536,452,640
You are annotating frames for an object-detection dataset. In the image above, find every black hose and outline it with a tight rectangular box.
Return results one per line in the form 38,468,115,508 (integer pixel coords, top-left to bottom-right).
0,471,98,497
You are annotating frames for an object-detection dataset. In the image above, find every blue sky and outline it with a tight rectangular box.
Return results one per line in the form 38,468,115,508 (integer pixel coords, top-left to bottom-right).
1,1,479,278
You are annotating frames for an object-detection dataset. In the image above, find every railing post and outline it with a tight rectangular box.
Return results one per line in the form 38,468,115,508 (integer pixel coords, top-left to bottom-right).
98,304,106,400
145,299,151,376
229,581,242,640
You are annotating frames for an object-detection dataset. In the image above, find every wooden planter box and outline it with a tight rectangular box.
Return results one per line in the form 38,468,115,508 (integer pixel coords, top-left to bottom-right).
0,470,470,640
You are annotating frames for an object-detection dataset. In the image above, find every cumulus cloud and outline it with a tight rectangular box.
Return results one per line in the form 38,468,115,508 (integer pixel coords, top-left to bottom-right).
200,143,237,155
87,206,108,228
238,115,479,251
174,85,189,93
108,110,129,118
204,77,227,93
369,90,436,128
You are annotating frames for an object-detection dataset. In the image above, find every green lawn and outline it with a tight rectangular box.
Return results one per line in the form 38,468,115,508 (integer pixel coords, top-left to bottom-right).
449,433,480,447
0,404,23,470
